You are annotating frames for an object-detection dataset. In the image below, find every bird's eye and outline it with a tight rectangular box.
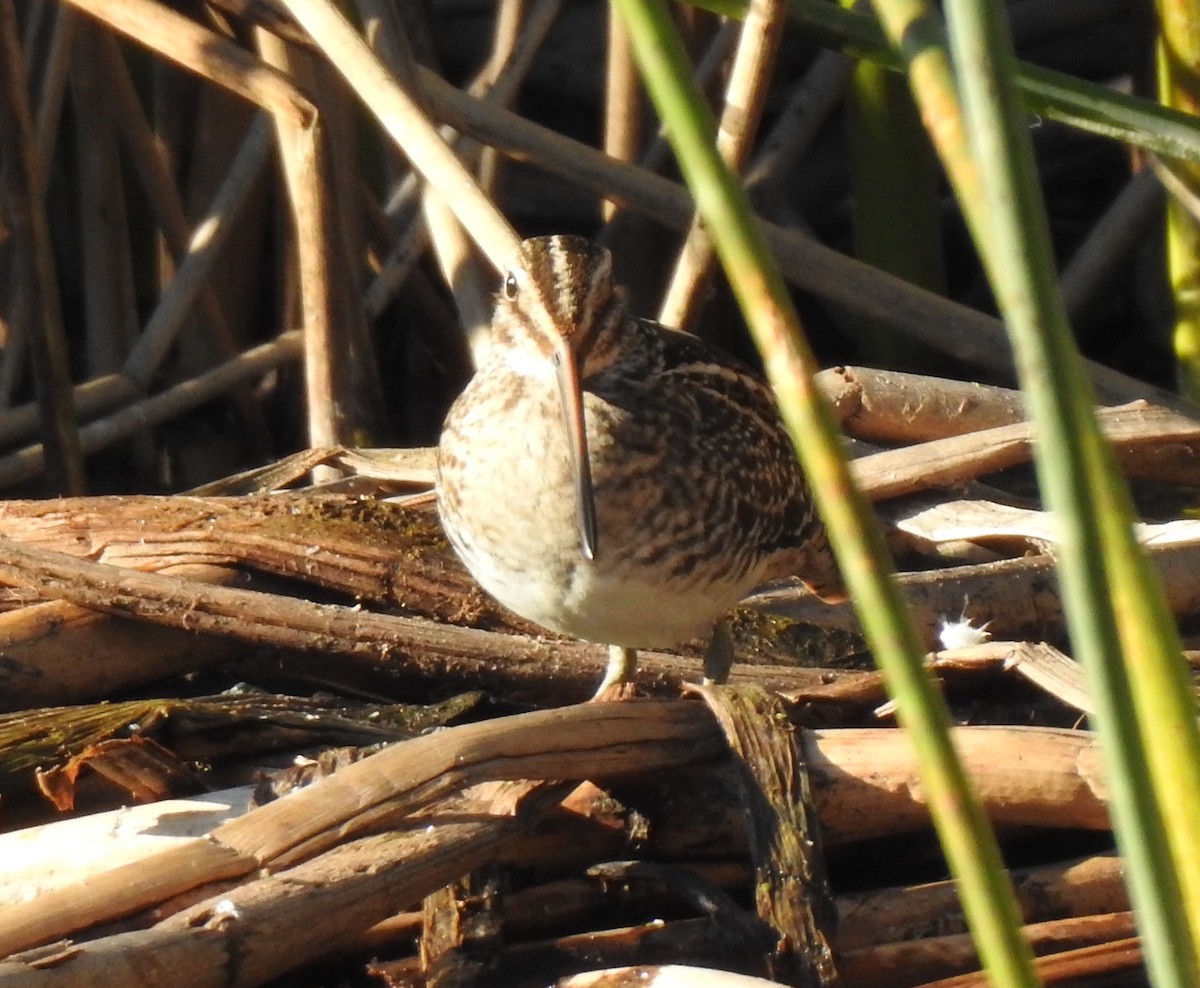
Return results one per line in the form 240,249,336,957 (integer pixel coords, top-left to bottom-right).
503,272,519,300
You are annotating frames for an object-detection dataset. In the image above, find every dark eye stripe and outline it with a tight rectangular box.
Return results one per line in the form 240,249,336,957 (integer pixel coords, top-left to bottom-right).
504,236,619,365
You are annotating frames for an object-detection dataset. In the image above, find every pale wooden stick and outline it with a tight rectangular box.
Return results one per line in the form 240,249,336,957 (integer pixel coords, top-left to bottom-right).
60,0,314,126
852,401,1200,499
817,365,1027,443
603,6,640,223
0,331,303,488
659,0,787,331
280,0,521,270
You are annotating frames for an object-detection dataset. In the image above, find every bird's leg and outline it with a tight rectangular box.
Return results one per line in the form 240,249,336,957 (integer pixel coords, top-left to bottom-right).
702,620,735,685
596,644,639,696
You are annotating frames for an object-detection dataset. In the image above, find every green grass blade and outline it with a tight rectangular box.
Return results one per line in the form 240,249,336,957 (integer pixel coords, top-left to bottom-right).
881,0,1200,978
787,0,1200,166
611,1,1039,984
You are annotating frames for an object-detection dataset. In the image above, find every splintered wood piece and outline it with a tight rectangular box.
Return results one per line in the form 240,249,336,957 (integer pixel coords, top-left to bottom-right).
420,869,505,985
928,641,1092,714
0,691,478,807
694,685,837,986
0,493,484,623
888,496,1200,556
782,641,1091,724
36,735,200,810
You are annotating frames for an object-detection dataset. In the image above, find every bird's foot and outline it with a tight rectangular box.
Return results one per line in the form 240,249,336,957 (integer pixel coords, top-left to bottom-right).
701,620,735,685
593,644,639,700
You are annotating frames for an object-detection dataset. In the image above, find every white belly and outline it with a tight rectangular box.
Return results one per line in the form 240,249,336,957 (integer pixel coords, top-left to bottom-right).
458,543,744,647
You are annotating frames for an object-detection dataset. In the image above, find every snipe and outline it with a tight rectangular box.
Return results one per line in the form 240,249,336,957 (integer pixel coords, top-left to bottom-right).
436,235,842,692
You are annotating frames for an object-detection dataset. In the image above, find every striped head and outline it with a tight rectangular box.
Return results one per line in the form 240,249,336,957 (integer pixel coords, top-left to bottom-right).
490,235,630,381
488,235,632,561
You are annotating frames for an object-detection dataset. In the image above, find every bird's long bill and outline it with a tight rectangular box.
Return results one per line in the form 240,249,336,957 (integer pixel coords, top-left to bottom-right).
552,341,599,561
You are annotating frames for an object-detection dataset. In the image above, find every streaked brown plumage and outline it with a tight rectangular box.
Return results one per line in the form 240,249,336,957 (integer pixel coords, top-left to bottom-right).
436,235,841,690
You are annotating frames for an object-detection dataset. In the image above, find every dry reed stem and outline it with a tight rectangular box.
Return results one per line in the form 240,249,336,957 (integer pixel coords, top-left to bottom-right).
603,7,640,223
659,0,787,332
0,4,289,457
0,113,273,457
71,22,137,378
122,117,275,387
1061,170,1165,321
744,49,854,201
474,0,531,196
0,331,303,488
60,0,314,126
31,7,75,177
281,0,521,271
0,2,85,492
851,400,1200,498
425,0,563,353
256,31,339,451
93,33,247,382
